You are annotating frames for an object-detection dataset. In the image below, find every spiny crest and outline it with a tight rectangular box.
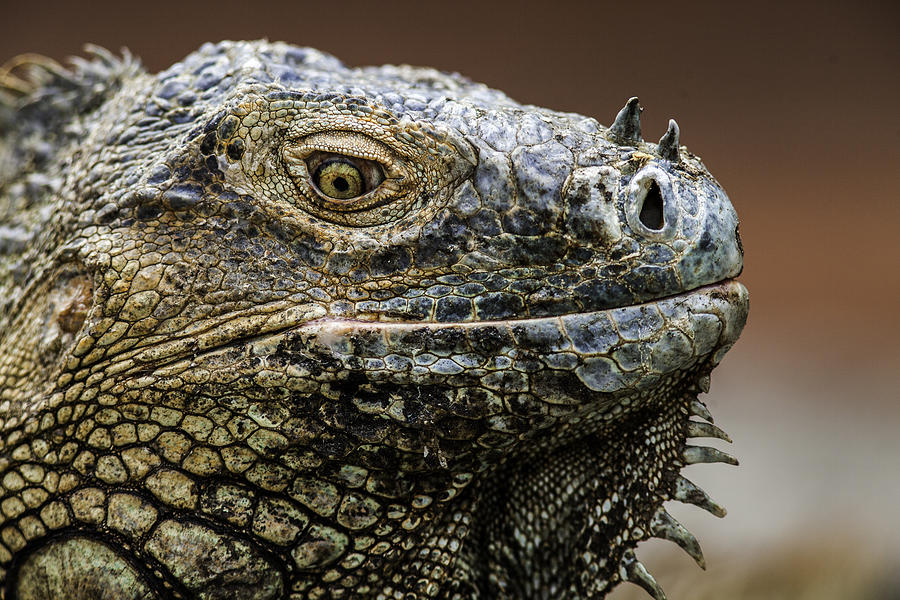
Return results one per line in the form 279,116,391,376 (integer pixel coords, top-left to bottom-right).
0,44,142,131
677,398,736,519
620,398,736,599
0,54,70,99
0,45,144,296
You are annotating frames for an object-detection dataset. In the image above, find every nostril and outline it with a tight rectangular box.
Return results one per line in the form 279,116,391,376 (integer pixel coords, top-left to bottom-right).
639,180,665,230
627,166,675,238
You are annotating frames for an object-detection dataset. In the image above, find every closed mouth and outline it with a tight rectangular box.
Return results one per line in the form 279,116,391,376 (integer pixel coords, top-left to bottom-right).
317,279,746,331
138,279,745,397
131,279,747,395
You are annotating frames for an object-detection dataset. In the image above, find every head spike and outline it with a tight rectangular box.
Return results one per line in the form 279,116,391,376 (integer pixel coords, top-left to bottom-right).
650,509,706,569
682,445,739,466
673,475,727,517
619,550,667,599
609,97,643,143
657,118,680,160
686,421,732,443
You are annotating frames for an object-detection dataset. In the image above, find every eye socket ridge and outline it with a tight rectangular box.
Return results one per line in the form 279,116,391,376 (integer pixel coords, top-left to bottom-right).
306,151,385,201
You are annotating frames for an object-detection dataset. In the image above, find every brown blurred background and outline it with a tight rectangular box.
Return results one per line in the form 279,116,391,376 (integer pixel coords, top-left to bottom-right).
3,0,899,596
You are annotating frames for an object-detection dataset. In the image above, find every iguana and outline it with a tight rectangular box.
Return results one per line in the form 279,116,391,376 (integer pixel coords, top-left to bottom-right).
0,41,748,599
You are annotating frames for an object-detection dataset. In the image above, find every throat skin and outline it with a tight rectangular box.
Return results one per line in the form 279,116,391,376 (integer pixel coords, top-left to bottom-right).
0,41,748,599
477,381,701,599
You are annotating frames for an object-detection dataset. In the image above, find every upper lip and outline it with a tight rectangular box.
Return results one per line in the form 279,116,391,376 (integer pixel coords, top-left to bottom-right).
348,279,740,327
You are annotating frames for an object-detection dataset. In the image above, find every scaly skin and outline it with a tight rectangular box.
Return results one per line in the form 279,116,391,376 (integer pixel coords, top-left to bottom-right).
0,42,748,599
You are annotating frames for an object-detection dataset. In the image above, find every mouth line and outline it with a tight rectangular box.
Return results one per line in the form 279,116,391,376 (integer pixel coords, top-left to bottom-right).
150,278,748,398
309,279,743,331
132,279,746,384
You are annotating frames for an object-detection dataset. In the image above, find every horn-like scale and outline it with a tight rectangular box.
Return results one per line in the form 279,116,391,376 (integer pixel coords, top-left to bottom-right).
608,99,682,161
609,96,643,142
658,118,681,161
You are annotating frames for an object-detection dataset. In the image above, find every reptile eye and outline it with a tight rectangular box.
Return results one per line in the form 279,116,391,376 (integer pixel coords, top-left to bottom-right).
280,130,429,225
314,160,363,199
306,152,384,201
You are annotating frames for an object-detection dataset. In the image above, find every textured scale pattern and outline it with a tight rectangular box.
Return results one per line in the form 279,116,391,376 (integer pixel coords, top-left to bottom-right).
0,41,748,599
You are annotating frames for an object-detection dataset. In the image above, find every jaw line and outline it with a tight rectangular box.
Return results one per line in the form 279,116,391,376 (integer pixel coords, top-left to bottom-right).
267,279,749,395
141,279,747,398
304,279,747,334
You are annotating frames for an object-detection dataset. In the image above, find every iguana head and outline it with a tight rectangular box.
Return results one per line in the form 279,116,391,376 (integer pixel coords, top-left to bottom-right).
0,41,747,599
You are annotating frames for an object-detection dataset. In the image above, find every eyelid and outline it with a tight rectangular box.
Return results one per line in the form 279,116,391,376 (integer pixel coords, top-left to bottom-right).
282,131,397,172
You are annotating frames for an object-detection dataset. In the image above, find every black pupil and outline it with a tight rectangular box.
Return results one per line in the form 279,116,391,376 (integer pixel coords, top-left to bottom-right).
333,177,349,192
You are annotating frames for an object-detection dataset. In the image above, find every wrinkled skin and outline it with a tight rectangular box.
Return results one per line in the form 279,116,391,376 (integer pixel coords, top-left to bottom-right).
0,42,747,599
